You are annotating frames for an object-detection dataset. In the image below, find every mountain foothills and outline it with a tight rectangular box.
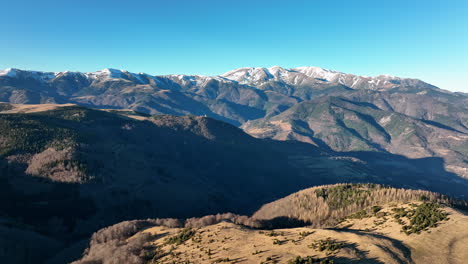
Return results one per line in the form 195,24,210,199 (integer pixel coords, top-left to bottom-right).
0,66,467,264
1,66,467,179
0,103,465,263
71,184,468,264
0,104,302,263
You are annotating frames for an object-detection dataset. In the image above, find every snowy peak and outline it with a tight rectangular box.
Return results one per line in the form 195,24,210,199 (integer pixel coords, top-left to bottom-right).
166,74,232,88
54,71,86,78
0,68,146,84
220,66,304,85
82,68,151,84
221,66,346,86
292,66,342,80
267,65,286,74
221,67,272,84
86,68,125,79
0,66,435,92
221,66,434,91
99,68,123,76
0,68,20,78
0,68,56,81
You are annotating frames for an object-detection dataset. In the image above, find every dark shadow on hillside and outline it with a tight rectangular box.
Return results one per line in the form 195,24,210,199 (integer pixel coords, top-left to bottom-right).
339,241,373,260
0,157,97,240
326,256,384,264
257,216,310,229
325,228,412,264
0,107,465,263
0,157,94,264
340,98,381,110
0,107,304,241
420,119,465,134
72,98,244,127
322,240,385,264
335,118,388,152
344,151,468,199
268,139,468,199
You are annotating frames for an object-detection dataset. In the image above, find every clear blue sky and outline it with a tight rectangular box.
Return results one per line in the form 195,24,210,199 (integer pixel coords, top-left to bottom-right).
1,0,467,92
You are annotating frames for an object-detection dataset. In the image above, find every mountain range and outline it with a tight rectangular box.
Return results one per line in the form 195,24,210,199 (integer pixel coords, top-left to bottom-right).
1,66,467,179
1,66,467,263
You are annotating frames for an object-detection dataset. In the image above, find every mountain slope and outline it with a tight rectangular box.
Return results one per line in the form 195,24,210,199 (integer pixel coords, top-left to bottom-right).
1,66,466,180
242,96,468,178
0,104,310,245
0,68,273,126
71,184,468,264
2,66,465,128
1,104,467,263
252,183,461,226
221,66,437,93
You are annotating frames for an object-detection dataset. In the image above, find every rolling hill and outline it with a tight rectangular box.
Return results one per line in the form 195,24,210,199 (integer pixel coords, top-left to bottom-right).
71,184,468,264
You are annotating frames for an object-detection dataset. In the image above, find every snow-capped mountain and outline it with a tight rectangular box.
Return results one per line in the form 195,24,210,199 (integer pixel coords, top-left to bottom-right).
221,66,436,91
0,65,466,128
0,68,152,85
0,66,436,92
0,65,465,125
1,65,467,179
0,68,56,81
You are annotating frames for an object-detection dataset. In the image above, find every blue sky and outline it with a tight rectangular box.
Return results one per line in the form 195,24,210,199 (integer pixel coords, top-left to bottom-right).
1,0,467,92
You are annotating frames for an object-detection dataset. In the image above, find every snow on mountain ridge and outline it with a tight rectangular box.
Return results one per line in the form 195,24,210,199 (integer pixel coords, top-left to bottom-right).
0,66,433,91
0,68,56,80
85,68,125,79
222,66,346,85
220,66,429,91
0,68,19,78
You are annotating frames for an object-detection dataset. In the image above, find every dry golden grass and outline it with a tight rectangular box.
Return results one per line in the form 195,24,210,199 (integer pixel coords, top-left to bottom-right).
0,103,76,113
137,223,402,264
121,203,466,264
72,184,467,264
336,204,468,264
0,103,151,121
100,109,150,120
